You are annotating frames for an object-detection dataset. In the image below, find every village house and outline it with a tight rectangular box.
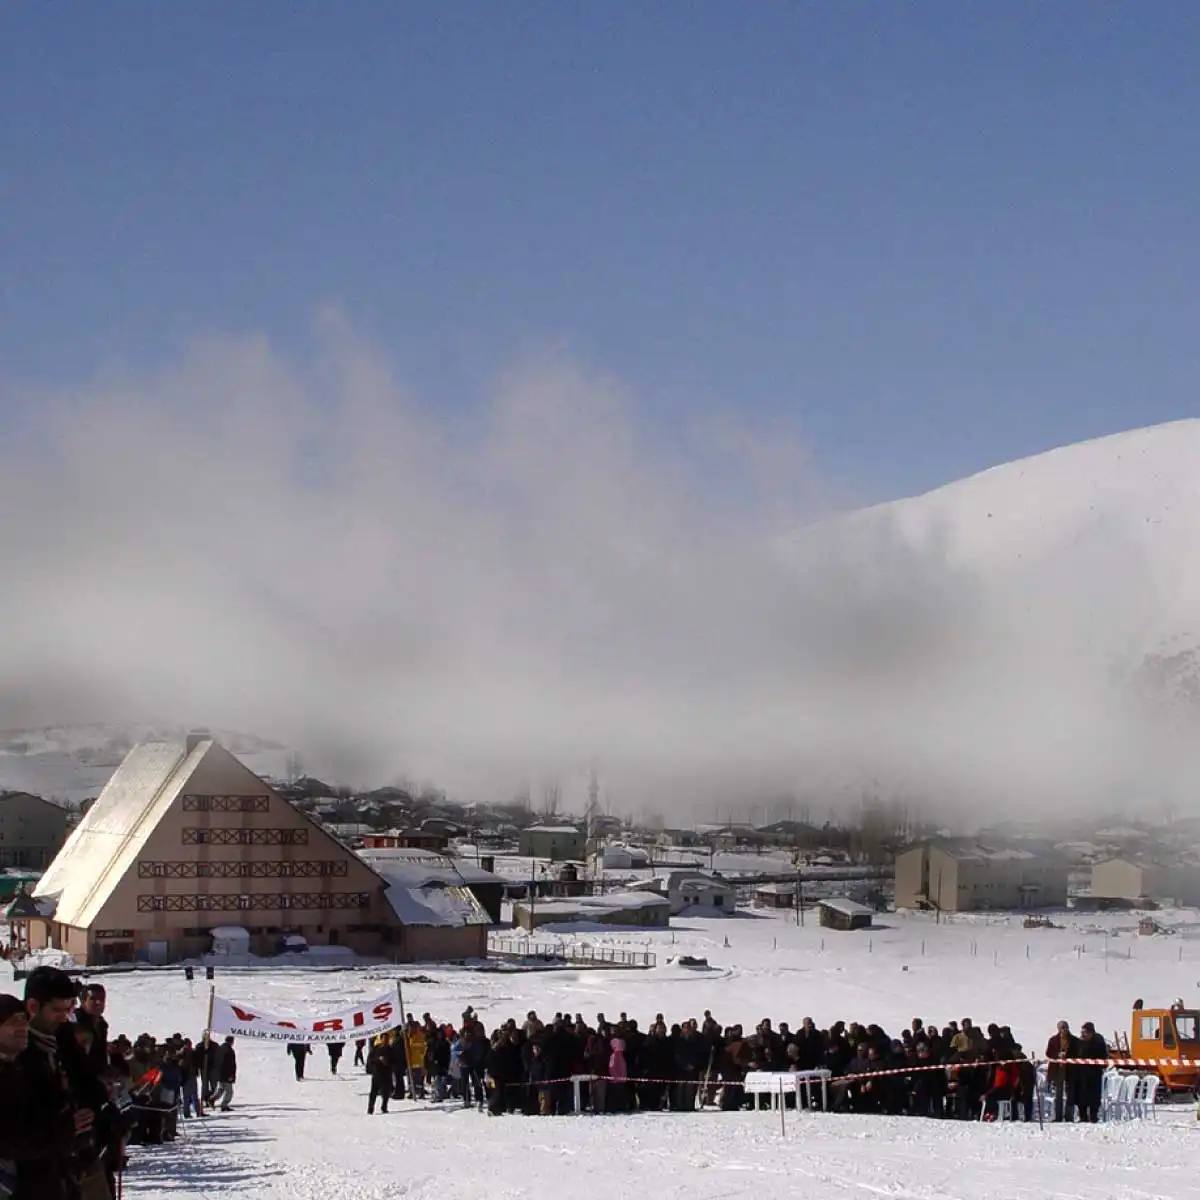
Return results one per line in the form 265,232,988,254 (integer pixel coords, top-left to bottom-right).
591,843,651,871
1090,857,1200,907
0,791,70,869
22,735,478,966
361,828,450,853
754,881,798,910
634,868,736,915
895,840,1069,912
518,825,586,861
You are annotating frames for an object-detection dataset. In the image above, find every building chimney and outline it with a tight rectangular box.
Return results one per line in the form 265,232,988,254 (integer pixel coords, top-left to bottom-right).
185,728,212,754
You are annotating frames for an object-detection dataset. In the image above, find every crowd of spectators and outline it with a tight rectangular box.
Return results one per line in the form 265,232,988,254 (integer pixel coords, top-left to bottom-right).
0,967,231,1200
356,1007,1112,1122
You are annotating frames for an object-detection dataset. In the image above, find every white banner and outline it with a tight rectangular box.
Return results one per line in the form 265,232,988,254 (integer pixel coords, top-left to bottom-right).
209,989,404,1043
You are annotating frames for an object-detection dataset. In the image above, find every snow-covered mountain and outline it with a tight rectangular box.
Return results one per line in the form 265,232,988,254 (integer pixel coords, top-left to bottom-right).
838,418,1200,702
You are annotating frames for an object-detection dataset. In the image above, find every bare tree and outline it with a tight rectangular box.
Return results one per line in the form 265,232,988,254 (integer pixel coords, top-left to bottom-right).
541,781,562,818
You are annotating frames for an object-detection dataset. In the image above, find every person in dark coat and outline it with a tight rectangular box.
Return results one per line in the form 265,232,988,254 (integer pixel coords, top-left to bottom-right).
1044,1021,1079,1122
213,1037,237,1111
486,1030,523,1116
75,986,110,1076
287,1042,312,1081
1073,1023,1108,1123
388,1033,408,1101
16,969,99,1200
327,1042,345,1076
0,990,77,1200
460,1027,488,1110
366,1041,393,1114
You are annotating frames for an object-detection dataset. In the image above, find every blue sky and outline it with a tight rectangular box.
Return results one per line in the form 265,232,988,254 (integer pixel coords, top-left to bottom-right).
3,2,1198,501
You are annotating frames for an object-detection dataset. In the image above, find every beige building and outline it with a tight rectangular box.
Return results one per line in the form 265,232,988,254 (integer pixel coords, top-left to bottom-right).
28,735,482,966
0,792,69,869
513,891,671,930
1091,858,1200,907
518,825,586,861
895,841,1068,912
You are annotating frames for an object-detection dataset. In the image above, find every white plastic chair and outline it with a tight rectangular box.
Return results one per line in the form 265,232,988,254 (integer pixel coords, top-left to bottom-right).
1100,1068,1124,1122
1115,1073,1141,1120
1131,1074,1159,1120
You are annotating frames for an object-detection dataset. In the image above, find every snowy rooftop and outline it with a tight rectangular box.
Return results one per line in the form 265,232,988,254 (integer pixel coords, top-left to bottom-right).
33,739,210,927
523,825,582,835
383,880,491,927
819,898,874,919
518,891,669,916
357,847,505,887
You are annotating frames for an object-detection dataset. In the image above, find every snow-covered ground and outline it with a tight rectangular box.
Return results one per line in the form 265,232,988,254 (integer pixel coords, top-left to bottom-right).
6,908,1200,1199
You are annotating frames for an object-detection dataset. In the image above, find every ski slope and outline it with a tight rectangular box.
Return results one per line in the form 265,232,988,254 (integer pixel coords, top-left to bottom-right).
6,908,1199,1199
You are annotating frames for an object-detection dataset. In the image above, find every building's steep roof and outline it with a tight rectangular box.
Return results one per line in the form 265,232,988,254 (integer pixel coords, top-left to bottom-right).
383,881,491,927
357,847,504,887
33,740,210,928
33,738,388,932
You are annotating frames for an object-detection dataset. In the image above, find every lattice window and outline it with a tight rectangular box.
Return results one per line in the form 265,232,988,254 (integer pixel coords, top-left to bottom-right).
136,892,370,913
139,860,346,880
181,795,270,812
181,827,309,846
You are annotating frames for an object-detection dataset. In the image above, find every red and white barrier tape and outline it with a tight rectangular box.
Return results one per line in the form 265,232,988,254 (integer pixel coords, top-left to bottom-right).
498,1055,1198,1091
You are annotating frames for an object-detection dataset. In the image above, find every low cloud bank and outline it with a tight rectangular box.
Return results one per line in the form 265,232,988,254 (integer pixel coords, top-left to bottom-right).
0,319,1188,823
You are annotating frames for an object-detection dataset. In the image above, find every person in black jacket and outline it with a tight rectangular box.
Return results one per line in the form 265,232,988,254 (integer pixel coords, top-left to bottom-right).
1073,1023,1108,1123
75,986,110,1078
212,1037,237,1111
16,969,98,1200
327,1042,345,1076
0,991,76,1200
366,1041,393,1114
460,1027,488,1110
287,1042,312,1081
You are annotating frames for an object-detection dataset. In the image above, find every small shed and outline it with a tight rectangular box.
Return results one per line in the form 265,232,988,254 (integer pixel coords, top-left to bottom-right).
818,898,874,931
754,882,797,909
513,891,670,931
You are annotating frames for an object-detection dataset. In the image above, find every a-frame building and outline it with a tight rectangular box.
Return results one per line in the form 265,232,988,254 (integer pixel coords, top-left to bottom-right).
29,735,482,966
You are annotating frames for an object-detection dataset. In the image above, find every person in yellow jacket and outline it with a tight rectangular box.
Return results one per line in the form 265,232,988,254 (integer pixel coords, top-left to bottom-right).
406,1020,428,1099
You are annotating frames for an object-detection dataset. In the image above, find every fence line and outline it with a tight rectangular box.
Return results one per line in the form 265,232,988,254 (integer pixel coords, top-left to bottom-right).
488,937,657,969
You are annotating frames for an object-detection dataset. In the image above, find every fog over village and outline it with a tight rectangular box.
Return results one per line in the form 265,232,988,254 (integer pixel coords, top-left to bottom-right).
2,326,1199,830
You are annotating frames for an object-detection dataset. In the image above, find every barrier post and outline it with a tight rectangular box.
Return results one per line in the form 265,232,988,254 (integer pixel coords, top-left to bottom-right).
395,980,418,1103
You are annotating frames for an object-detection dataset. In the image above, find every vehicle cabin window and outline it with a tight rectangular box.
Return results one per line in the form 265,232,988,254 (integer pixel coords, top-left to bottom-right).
1175,1015,1199,1042
1164,1020,1177,1050
1140,1015,1162,1041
